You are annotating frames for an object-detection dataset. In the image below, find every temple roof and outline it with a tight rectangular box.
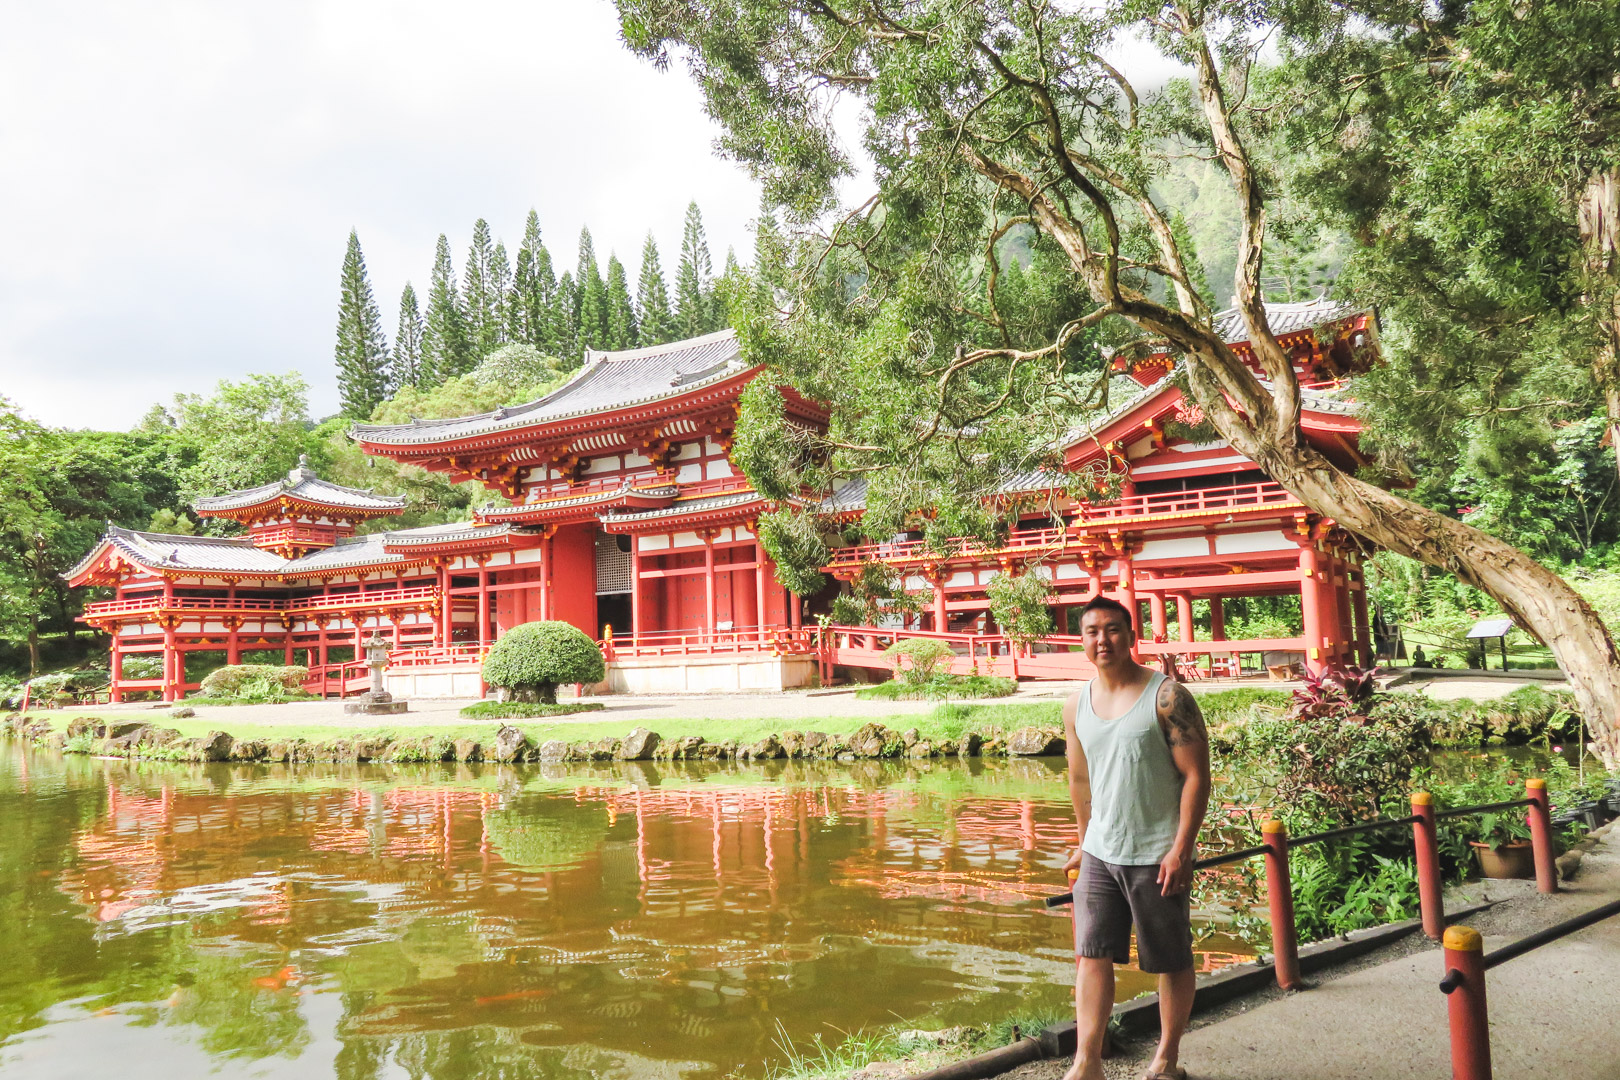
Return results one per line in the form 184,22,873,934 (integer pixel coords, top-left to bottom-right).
64,519,532,582
191,457,407,517
599,489,770,528
351,329,748,447
476,481,681,522
1211,298,1361,343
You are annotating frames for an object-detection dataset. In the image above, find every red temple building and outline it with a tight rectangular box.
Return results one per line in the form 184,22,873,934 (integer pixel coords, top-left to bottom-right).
67,303,1381,701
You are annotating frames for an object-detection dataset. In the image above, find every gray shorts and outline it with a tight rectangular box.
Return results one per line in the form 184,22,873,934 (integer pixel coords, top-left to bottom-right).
1073,852,1194,974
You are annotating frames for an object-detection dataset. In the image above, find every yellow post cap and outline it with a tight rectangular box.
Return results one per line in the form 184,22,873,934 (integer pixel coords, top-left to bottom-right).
1444,925,1484,952
1526,778,1547,790
1262,819,1286,835
1412,791,1433,806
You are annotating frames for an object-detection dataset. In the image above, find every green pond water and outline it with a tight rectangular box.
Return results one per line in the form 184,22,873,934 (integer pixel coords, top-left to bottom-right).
0,740,1254,1079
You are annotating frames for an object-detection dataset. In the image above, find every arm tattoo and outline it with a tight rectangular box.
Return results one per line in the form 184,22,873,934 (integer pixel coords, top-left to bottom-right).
1157,680,1207,747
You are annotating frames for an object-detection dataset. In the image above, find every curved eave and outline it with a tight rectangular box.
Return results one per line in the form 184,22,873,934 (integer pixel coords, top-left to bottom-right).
598,491,775,533
474,484,680,525
380,528,545,557
196,494,405,521
353,368,761,459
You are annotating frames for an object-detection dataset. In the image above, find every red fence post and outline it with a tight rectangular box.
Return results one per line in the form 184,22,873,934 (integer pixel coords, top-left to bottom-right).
1412,791,1446,939
1261,819,1303,991
1524,778,1557,894
1443,925,1492,1080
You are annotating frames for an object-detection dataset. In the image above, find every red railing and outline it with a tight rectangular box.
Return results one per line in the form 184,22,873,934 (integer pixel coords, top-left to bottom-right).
823,481,1300,569
387,643,490,668
302,659,371,698
84,585,440,621
601,626,818,659
249,524,339,547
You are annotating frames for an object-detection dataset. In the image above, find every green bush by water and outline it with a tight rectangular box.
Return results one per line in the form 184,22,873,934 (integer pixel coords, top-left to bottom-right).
481,621,605,704
460,700,605,720
854,674,1018,700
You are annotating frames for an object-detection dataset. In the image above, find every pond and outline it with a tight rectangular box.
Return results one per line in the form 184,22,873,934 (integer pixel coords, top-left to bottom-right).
0,741,1254,1080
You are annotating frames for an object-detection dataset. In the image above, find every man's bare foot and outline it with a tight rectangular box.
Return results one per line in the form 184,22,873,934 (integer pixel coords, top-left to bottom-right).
1060,1055,1105,1080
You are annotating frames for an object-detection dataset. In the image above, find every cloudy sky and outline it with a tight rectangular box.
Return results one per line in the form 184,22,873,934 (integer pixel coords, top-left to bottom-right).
0,1,765,430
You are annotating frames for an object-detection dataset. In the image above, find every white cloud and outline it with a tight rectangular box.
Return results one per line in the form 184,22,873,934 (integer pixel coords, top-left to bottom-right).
0,0,761,428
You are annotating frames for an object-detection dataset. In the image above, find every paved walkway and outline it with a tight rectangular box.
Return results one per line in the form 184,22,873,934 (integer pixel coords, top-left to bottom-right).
1006,827,1620,1080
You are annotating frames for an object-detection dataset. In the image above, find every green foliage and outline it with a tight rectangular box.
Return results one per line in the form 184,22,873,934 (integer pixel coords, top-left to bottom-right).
985,569,1054,648
334,229,392,418
462,218,505,357
855,674,1017,701
480,621,606,705
674,201,718,339
149,372,318,514
422,233,473,384
393,281,426,390
458,701,605,719
880,638,956,685
636,232,676,345
469,344,563,392
484,797,609,870
604,254,638,349
197,665,309,699
754,507,830,598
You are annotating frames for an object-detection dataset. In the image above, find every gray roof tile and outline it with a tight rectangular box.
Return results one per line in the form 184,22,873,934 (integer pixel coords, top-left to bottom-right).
192,457,406,515
352,329,748,446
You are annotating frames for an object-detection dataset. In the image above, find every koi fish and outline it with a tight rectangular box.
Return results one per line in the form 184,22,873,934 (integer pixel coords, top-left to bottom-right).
252,965,300,990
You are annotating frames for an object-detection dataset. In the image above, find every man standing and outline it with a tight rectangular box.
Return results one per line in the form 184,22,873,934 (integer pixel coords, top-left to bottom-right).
1062,596,1211,1080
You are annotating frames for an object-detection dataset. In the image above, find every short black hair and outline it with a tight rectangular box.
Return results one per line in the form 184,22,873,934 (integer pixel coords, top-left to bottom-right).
1079,595,1134,630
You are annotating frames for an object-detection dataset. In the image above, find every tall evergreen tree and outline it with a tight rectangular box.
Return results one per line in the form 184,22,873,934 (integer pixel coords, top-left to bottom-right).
512,209,561,354
422,234,473,384
333,229,391,418
675,200,715,338
556,271,579,366
635,233,676,345
393,282,425,391
574,227,608,356
604,254,638,349
490,240,513,348
463,219,502,357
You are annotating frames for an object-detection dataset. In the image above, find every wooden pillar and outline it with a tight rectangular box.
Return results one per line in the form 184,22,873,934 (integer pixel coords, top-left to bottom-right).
1210,596,1226,640
1299,543,1326,674
1350,567,1372,667
438,562,451,647
172,635,185,700
319,623,330,670
540,534,553,620
754,540,768,642
108,634,123,704
226,620,241,666
1334,556,1356,666
791,591,802,629
476,560,490,648
1114,556,1137,634
1175,593,1194,643
284,629,294,666
631,537,643,639
703,531,716,641
932,573,948,633
1147,578,1167,643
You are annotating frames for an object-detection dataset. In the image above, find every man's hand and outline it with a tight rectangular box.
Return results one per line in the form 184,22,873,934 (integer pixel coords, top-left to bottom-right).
1063,846,1085,875
1157,846,1194,897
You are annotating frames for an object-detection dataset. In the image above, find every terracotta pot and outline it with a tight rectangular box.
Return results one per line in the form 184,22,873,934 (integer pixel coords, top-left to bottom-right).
1470,840,1534,880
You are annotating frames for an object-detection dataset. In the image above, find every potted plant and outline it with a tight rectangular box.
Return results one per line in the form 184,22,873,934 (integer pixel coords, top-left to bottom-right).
1469,809,1534,879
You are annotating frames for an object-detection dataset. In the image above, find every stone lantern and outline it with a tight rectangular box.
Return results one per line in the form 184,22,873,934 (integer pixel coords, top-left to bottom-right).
344,632,409,715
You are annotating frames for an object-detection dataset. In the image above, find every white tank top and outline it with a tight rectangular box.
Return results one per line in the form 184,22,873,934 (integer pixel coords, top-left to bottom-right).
1072,671,1183,866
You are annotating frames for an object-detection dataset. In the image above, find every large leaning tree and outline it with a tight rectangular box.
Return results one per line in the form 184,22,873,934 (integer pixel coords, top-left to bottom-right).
614,0,1620,767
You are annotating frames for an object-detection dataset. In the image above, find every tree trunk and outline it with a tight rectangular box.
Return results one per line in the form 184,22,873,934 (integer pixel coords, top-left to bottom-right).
27,626,40,679
1185,366,1620,769
1578,169,1620,485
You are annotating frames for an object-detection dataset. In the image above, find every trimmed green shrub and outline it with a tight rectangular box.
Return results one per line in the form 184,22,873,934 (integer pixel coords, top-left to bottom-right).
482,621,606,704
856,674,1018,700
459,701,604,719
881,638,957,686
199,664,309,698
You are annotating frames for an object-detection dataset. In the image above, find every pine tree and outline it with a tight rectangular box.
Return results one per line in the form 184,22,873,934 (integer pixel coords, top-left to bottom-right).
636,233,676,345
675,200,715,339
393,282,425,390
555,271,579,367
463,219,502,357
422,234,473,384
574,227,607,357
512,210,561,354
491,240,513,347
334,229,392,418
711,247,741,329
604,254,637,349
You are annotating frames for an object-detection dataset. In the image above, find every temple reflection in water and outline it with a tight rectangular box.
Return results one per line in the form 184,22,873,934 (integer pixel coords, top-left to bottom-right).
3,748,1250,1079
